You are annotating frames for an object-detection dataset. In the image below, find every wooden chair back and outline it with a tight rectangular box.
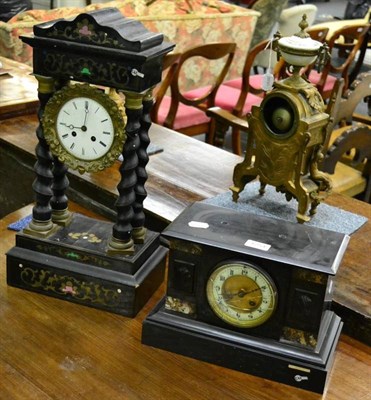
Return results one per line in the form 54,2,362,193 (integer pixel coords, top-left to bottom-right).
324,72,371,150
322,124,371,203
233,39,274,115
151,52,181,124
306,26,330,43
163,42,236,136
333,71,371,126
309,24,370,99
207,39,280,154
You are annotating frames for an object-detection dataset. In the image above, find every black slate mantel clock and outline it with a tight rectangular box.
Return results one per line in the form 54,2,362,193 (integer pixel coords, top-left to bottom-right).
6,8,174,316
142,202,349,394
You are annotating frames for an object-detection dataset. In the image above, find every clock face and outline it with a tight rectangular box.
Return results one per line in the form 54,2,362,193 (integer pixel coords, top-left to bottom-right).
206,262,277,328
43,84,126,174
56,97,114,161
262,95,297,139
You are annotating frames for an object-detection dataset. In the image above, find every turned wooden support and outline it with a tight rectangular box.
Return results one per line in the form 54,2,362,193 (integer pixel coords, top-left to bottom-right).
107,91,144,254
25,75,59,237
132,90,153,243
51,156,72,226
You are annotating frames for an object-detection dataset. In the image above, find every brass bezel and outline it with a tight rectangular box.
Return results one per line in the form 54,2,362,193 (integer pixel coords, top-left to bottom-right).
261,93,299,140
42,83,126,174
206,261,277,328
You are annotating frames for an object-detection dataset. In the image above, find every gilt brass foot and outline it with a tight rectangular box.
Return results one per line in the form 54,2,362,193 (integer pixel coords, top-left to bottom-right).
23,218,60,238
107,236,135,255
230,186,241,203
132,226,147,244
296,213,310,224
52,208,73,227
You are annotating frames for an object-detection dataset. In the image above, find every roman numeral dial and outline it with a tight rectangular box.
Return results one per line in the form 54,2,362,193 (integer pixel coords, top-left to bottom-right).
56,96,114,161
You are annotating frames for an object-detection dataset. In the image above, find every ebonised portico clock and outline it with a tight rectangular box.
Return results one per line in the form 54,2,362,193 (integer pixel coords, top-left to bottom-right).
142,202,349,394
6,8,174,316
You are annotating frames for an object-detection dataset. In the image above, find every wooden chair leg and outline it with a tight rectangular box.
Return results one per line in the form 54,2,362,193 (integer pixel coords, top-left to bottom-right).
231,127,242,155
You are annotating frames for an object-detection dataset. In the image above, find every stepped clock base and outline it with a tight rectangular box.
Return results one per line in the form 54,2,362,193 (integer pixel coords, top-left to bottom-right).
142,299,343,394
6,213,167,317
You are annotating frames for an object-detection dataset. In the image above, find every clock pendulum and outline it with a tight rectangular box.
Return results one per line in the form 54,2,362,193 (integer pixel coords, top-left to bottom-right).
6,8,174,316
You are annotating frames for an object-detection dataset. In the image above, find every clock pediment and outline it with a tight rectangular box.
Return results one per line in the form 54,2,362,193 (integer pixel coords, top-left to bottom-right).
21,8,175,91
33,8,164,53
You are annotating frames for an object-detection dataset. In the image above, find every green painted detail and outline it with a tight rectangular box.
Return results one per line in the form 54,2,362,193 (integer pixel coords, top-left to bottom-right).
81,67,91,76
67,252,80,260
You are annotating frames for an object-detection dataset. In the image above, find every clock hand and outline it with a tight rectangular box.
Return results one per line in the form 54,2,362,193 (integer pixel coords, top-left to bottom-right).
224,287,261,300
83,100,89,127
60,122,82,130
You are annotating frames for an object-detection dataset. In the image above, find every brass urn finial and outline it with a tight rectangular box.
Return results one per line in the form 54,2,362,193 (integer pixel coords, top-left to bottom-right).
296,14,310,38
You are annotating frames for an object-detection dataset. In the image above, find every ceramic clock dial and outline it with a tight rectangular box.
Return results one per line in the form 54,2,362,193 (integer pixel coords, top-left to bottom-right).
56,96,115,161
43,84,126,174
206,262,277,328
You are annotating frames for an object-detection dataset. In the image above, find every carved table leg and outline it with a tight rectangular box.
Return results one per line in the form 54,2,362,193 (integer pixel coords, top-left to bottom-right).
107,91,143,255
24,75,59,237
132,90,153,244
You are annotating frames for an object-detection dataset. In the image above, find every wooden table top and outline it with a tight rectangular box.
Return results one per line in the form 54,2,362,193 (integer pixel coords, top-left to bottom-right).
0,57,39,120
0,114,241,225
0,203,370,400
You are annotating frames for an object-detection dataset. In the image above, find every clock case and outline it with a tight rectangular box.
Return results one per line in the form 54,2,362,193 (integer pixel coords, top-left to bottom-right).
6,9,174,316
142,202,349,393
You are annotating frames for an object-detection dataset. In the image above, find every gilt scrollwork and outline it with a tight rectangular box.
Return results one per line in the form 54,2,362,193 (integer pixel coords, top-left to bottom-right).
20,267,121,307
43,53,130,86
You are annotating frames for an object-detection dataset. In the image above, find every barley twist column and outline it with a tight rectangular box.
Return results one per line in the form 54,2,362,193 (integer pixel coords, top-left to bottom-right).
107,91,143,255
24,75,58,237
51,156,72,226
132,89,153,243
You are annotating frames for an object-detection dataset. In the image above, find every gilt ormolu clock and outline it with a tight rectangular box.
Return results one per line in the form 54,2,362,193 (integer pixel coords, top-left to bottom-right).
231,17,332,223
142,202,349,393
6,8,174,316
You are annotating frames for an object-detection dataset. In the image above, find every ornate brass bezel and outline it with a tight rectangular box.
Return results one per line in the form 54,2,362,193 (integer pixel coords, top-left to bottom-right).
42,83,126,174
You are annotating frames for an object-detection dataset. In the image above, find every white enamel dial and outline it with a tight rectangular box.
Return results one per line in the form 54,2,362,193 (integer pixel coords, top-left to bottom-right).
206,262,277,328
56,96,114,161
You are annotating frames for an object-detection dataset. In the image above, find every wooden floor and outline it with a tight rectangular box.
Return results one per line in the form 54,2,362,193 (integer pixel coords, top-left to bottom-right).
0,202,370,400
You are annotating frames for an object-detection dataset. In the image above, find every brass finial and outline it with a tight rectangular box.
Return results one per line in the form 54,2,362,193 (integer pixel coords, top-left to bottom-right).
296,14,310,38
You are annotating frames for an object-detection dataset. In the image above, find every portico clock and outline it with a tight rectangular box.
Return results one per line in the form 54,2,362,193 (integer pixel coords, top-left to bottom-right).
43,83,126,174
6,8,174,316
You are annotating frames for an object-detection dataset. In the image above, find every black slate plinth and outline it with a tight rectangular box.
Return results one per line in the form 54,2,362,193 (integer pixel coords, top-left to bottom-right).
142,299,343,394
6,213,167,316
142,202,348,394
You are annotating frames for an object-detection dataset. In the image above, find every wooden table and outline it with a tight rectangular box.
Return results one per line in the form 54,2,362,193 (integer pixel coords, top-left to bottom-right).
0,57,38,120
0,203,370,400
0,113,370,399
